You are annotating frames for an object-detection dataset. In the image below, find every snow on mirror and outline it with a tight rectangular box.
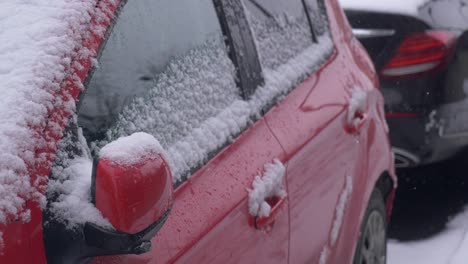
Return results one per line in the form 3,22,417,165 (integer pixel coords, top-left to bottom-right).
48,129,173,231
95,132,173,235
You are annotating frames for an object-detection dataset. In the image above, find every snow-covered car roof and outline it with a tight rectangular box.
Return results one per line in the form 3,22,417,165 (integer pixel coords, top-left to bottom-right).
0,0,99,224
339,0,430,17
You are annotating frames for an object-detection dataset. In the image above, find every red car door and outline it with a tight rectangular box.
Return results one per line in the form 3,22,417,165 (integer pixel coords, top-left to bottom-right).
250,0,369,262
132,118,289,263
265,60,362,263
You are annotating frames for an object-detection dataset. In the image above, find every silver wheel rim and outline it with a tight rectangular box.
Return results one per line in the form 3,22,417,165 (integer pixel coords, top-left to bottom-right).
359,211,386,264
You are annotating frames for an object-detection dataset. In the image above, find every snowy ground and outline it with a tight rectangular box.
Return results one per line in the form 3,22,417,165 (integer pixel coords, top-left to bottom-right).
388,207,468,264
387,156,468,264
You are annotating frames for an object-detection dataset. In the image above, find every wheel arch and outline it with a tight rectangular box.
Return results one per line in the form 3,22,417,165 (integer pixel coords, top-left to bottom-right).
374,170,397,223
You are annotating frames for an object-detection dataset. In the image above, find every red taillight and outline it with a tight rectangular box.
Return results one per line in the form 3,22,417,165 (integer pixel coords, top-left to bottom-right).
381,31,457,79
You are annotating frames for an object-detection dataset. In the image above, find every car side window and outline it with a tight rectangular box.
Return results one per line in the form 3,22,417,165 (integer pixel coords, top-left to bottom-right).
304,0,329,37
77,0,242,183
239,0,333,115
242,0,315,69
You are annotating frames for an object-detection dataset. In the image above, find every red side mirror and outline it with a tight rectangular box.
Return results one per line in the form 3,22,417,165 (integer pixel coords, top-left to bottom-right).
94,133,173,234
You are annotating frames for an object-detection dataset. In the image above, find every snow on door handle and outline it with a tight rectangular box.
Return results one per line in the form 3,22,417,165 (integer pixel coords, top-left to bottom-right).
254,196,286,229
346,110,368,134
346,87,368,134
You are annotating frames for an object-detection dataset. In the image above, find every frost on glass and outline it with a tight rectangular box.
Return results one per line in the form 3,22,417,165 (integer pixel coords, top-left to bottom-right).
242,0,314,69
100,37,240,149
78,0,242,182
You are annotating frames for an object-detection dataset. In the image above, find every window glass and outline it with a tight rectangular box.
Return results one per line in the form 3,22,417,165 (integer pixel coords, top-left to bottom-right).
242,0,314,69
79,0,239,145
304,0,328,36
78,0,241,180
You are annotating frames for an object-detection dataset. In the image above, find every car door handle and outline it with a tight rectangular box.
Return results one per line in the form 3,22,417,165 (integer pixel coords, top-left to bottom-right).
254,196,287,230
346,110,367,134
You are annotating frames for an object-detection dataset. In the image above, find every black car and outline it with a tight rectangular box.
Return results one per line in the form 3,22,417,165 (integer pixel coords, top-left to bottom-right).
340,0,468,168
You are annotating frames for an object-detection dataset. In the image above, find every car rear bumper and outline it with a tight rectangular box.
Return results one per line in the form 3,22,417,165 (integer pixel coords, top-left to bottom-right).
380,68,468,167
386,108,465,168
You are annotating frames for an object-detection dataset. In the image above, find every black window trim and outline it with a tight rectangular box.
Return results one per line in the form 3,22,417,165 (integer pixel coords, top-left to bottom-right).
302,0,318,42
213,0,265,99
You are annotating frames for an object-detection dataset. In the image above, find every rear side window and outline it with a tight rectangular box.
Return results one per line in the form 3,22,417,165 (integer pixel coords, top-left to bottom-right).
78,0,241,181
242,0,314,69
304,0,328,37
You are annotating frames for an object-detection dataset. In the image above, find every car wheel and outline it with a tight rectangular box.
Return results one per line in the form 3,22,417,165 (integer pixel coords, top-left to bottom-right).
353,189,387,264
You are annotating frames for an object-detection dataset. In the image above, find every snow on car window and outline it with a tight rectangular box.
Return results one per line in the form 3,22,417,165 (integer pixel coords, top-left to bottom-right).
0,0,98,226
78,0,233,144
96,37,240,148
77,0,334,184
78,0,242,183
242,0,314,69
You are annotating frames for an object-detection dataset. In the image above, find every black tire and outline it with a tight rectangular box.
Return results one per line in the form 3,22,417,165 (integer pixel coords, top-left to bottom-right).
353,189,387,264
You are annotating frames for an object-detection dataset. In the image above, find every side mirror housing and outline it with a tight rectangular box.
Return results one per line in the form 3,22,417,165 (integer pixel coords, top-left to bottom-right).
93,153,172,234
86,133,173,256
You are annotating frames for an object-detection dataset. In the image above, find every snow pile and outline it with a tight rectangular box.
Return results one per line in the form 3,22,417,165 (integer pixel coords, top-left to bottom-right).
0,0,98,224
330,176,353,245
425,110,445,136
320,176,353,264
166,100,251,179
319,248,329,264
48,120,110,229
49,157,110,229
450,225,468,264
388,207,468,264
100,132,165,165
339,0,430,16
248,159,286,218
347,87,367,128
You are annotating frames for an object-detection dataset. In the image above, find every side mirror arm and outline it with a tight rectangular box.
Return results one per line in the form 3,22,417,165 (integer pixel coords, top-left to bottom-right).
83,209,171,256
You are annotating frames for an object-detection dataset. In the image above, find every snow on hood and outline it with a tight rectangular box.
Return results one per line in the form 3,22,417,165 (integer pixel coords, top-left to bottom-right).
339,0,430,16
0,1,98,223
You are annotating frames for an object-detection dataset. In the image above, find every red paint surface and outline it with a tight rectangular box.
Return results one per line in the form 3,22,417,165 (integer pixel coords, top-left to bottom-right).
0,0,396,263
95,155,173,234
0,1,119,263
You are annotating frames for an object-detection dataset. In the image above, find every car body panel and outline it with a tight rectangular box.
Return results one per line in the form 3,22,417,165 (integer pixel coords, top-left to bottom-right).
0,1,119,263
266,0,395,262
93,118,288,264
0,0,396,263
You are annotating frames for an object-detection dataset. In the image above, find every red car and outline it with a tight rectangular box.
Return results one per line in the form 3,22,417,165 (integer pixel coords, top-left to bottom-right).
0,0,395,263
